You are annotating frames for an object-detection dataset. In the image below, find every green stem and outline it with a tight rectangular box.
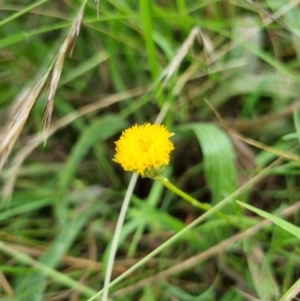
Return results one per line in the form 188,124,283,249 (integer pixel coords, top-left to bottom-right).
154,175,211,211
155,176,237,226
102,173,138,301
279,277,300,301
86,158,281,301
87,187,232,301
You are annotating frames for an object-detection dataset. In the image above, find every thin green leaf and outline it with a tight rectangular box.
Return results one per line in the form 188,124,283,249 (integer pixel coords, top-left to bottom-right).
279,278,300,301
0,0,50,27
12,206,97,300
139,1,159,81
56,114,128,223
0,199,51,222
237,201,300,239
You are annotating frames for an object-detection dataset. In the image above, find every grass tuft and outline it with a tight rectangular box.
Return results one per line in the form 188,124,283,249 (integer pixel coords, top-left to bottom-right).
1,1,300,300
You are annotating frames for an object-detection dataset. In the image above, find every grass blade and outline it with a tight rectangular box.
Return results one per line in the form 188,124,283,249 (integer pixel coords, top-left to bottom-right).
237,201,300,239
14,206,97,300
0,0,50,27
56,114,128,224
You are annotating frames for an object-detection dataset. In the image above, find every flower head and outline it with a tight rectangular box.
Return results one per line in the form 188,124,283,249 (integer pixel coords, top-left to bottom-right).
113,123,174,177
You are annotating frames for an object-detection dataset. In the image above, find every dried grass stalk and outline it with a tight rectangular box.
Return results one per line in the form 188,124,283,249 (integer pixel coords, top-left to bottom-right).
43,5,85,134
0,1,86,172
2,87,147,199
0,77,47,170
159,26,202,86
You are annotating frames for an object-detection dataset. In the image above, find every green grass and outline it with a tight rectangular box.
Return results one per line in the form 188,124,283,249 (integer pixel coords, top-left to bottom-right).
1,0,300,300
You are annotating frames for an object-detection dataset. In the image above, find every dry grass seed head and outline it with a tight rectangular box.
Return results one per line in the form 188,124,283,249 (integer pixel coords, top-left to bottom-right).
0,4,85,172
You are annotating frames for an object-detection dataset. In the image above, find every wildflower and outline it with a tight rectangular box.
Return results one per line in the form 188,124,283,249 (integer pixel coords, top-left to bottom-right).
113,123,174,177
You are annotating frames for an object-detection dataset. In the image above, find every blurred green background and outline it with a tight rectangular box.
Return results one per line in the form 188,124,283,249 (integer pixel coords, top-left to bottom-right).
0,0,300,300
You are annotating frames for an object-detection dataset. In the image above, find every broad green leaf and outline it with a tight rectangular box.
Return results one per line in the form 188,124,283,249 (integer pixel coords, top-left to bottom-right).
178,123,237,204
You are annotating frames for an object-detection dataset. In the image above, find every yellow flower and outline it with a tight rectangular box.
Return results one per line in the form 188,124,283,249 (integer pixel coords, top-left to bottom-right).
113,123,174,177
